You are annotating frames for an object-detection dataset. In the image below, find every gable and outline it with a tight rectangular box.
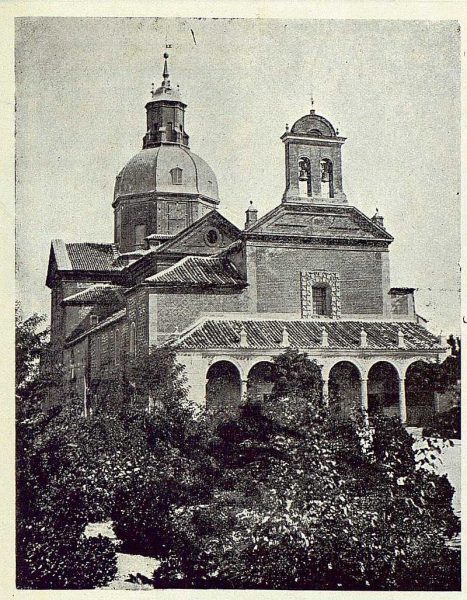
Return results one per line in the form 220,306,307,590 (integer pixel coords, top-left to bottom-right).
245,204,393,244
155,210,241,256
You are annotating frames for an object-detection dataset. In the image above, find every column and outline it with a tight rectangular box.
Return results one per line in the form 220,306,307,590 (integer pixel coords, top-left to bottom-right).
322,378,329,407
360,377,368,412
399,377,407,424
240,379,249,403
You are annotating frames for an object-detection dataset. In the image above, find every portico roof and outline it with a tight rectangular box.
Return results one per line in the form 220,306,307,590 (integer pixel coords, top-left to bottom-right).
168,317,445,352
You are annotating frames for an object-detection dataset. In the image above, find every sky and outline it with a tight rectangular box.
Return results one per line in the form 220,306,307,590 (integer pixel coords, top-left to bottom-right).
15,17,461,334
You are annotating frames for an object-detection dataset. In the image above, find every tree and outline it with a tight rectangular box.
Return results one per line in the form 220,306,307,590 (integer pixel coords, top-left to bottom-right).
16,307,117,588
152,350,460,590
109,347,216,556
15,302,48,396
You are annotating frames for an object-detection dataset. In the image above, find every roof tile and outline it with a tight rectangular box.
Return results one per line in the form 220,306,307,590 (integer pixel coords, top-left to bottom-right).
145,254,245,287
169,318,443,352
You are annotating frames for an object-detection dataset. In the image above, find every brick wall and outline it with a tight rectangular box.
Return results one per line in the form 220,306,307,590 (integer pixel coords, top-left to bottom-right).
250,243,387,316
150,289,248,344
127,288,148,355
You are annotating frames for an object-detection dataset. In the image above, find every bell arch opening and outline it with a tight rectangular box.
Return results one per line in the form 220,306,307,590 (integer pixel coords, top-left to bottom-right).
298,157,312,197
320,158,334,198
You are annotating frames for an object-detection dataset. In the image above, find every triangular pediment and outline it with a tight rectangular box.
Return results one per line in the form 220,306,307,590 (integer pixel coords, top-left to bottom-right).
155,210,241,256
245,203,393,243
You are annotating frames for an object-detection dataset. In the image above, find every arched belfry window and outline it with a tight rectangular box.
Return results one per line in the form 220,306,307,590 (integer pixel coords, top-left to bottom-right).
170,167,183,185
320,159,334,198
298,157,312,197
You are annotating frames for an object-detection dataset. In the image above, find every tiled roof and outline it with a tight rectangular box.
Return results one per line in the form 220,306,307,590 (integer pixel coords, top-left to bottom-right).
65,242,121,271
66,307,126,345
145,255,246,287
62,284,126,305
169,318,443,351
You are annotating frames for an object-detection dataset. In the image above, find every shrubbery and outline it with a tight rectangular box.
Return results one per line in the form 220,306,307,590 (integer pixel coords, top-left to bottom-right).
149,350,460,590
16,307,118,589
16,304,461,590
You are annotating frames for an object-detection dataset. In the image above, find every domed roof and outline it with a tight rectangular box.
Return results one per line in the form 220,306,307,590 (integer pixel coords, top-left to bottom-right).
291,111,336,137
114,145,219,202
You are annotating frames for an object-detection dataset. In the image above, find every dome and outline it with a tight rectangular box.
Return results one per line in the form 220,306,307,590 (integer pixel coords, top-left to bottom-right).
151,83,183,103
114,145,219,202
291,111,336,137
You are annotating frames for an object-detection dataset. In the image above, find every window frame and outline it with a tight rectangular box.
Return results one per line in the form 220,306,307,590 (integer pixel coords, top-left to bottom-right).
170,167,183,185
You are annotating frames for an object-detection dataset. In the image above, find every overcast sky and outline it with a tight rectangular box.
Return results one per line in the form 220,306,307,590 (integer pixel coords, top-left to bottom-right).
15,17,460,334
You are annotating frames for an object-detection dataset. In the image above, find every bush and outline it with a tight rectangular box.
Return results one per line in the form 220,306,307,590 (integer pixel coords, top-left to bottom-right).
423,406,461,440
150,352,460,590
16,307,118,589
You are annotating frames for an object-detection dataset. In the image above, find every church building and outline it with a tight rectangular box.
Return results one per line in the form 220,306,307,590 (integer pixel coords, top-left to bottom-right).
46,54,448,424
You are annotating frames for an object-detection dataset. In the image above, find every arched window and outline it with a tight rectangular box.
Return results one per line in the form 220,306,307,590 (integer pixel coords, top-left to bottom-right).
298,157,312,197
170,167,183,185
114,329,121,366
312,284,332,316
320,159,334,198
129,322,137,358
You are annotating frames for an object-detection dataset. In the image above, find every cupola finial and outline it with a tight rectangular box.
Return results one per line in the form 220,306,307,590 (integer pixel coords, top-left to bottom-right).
162,52,170,88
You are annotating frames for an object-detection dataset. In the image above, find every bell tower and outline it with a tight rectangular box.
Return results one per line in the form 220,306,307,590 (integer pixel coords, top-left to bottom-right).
281,105,347,204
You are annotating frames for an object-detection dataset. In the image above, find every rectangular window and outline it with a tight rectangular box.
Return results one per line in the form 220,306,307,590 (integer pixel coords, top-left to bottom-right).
135,224,146,246
116,210,121,244
312,286,328,316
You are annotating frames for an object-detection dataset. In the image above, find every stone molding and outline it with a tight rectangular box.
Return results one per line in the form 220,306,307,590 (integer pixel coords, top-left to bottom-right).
301,270,341,318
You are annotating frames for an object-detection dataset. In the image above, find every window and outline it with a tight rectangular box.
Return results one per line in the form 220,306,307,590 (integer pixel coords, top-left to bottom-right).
135,224,146,246
114,329,121,366
312,285,331,316
170,167,183,185
115,210,121,245
301,272,340,319
298,157,312,197
70,349,75,381
204,228,221,246
95,336,101,369
320,159,334,198
129,322,136,358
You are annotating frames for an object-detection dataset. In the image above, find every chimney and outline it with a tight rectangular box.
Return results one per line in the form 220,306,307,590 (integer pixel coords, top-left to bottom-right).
245,201,258,229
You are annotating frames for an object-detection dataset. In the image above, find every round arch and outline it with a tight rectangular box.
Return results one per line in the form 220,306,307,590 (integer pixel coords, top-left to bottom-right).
367,361,400,418
247,360,275,404
206,355,244,378
405,359,437,427
329,361,361,420
206,360,242,420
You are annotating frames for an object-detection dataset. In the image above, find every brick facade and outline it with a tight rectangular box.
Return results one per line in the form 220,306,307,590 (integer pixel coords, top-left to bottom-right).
250,244,388,316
